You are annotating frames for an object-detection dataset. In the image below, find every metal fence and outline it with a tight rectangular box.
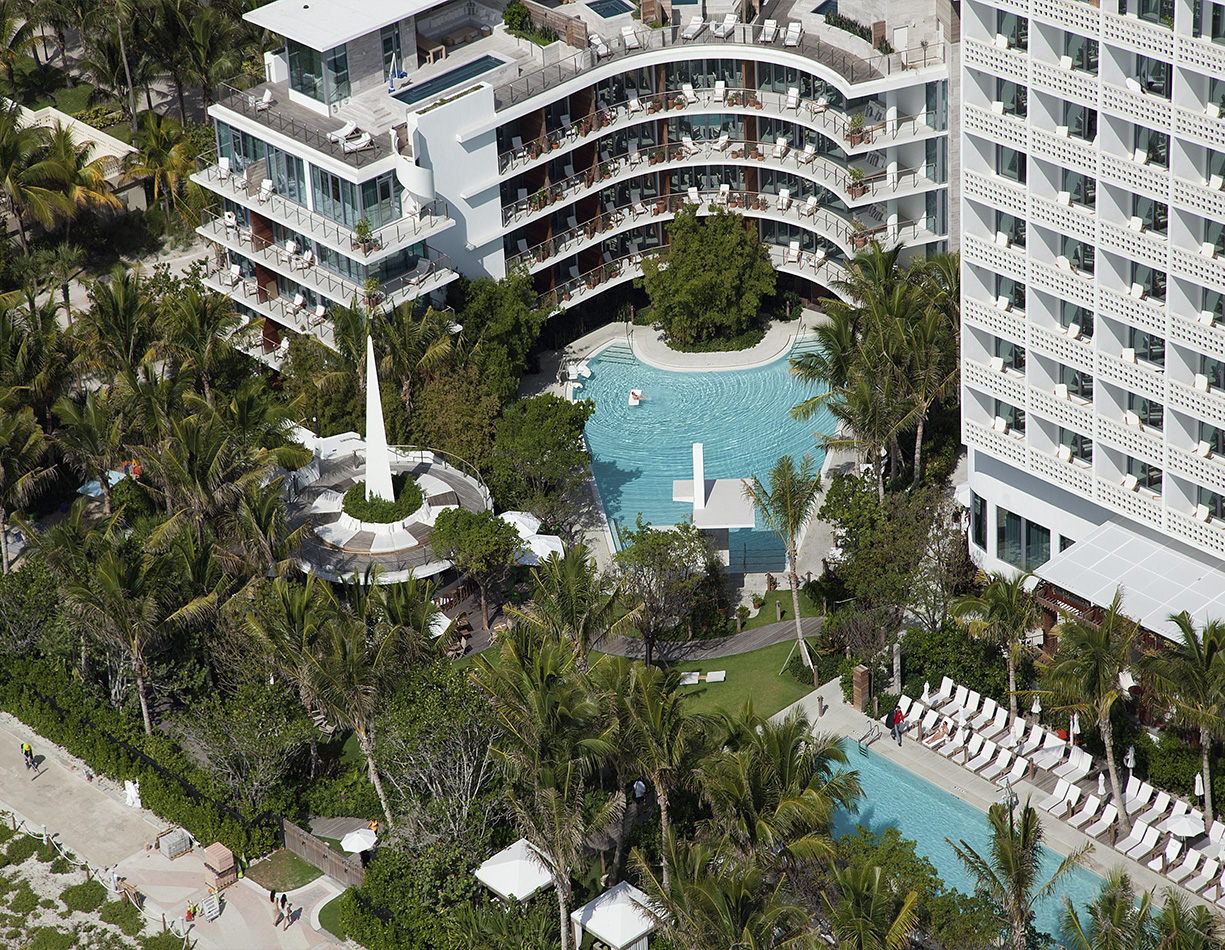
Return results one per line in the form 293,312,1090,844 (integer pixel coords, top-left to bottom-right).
281,819,365,888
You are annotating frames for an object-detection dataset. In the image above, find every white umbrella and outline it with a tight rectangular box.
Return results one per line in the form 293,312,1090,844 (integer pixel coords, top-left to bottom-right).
428,611,453,639
341,828,378,853
1196,771,1205,797
500,511,542,538
1164,813,1205,839
1070,713,1080,736
1125,745,1136,770
1031,695,1042,715
921,681,931,704
1097,773,1106,796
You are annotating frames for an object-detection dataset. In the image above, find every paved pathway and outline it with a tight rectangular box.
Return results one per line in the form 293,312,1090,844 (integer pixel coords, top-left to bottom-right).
601,616,822,661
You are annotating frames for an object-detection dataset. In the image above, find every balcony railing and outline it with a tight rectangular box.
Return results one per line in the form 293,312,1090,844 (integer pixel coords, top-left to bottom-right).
493,22,946,110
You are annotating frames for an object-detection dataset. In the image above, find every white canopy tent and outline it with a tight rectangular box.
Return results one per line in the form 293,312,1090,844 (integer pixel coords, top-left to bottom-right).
571,881,657,950
500,511,565,566
500,511,542,537
474,838,554,902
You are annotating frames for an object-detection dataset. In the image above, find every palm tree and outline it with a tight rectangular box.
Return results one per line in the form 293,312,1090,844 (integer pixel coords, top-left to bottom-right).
788,311,856,421
1139,612,1225,825
0,391,52,572
953,571,1039,727
897,304,958,486
92,0,140,134
822,864,918,950
53,390,125,515
1040,592,1138,834
63,547,167,733
0,104,69,256
124,112,195,219
1149,886,1224,949
44,121,123,240
0,0,34,89
742,454,821,670
76,266,157,386
160,290,244,398
625,663,709,892
46,241,85,316
181,8,239,108
0,297,73,424
377,575,444,667
375,304,457,416
509,542,635,674
146,0,190,121
1060,870,1153,950
949,798,1091,950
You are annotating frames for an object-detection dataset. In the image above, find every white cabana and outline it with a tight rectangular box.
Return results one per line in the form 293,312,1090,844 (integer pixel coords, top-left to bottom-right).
517,533,565,566
571,881,657,950
474,838,554,902
500,511,542,537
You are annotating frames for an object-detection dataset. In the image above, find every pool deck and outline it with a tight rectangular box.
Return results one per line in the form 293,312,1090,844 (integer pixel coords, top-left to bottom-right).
780,681,1218,912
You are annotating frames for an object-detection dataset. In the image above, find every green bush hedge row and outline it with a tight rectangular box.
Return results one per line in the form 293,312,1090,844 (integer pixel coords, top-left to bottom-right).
342,477,424,524
0,657,277,856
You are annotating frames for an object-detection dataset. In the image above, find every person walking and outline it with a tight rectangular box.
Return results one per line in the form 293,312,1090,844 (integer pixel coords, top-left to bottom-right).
888,707,905,746
269,889,278,923
283,899,293,931
277,893,287,927
21,742,33,771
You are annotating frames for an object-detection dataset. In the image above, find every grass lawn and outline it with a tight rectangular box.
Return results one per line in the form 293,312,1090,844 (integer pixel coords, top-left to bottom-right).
670,640,815,718
741,589,822,631
317,892,347,940
244,849,323,891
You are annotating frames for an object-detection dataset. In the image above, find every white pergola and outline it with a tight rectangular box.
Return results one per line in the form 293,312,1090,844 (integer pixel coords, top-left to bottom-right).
571,881,657,950
474,838,554,902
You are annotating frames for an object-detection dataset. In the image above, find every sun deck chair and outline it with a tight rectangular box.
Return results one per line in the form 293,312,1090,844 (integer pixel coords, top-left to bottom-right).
257,179,274,203
996,756,1028,787
1038,780,1073,813
1058,786,1085,818
785,240,800,263
217,156,231,181
979,747,1014,781
227,263,241,286
291,293,304,314
966,739,998,773
760,18,778,42
1053,747,1093,783
772,136,789,159
969,698,999,731
1188,857,1221,893
681,14,704,39
1167,848,1203,884
716,183,730,204
682,82,700,105
1068,795,1102,829
706,670,726,683
930,676,956,707
686,186,701,204
1085,804,1118,839
632,199,648,216
1149,836,1183,873
296,249,314,270
621,26,641,49
1124,781,1155,814
912,707,940,737
679,671,700,686
813,94,830,113
312,303,326,324
713,81,726,103
931,722,964,753
1116,820,1151,855
1137,790,1173,826
327,120,359,143
223,210,237,231
921,718,954,748
628,97,643,114
897,695,915,718
979,707,1011,741
958,733,986,765
776,188,791,211
712,12,736,37
1124,823,1161,861
786,87,800,111
798,142,816,165
942,685,970,715
712,132,729,151
784,21,802,47
1201,821,1225,860
799,195,818,217
681,135,700,156
1000,718,1029,750
1031,733,1068,772
342,132,374,153
253,88,273,111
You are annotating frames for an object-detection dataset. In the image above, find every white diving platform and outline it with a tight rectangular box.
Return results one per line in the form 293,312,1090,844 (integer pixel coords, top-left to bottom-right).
672,442,755,530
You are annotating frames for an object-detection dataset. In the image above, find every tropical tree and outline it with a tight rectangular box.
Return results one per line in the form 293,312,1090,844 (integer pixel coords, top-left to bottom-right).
44,121,123,240
1060,870,1153,950
953,571,1039,727
159,290,245,398
62,547,168,733
1040,592,1138,834
822,863,918,950
510,542,637,674
0,105,69,256
181,7,240,107
0,391,52,572
949,798,1091,950
374,303,456,416
216,478,308,586
743,454,821,669
124,112,196,218
1139,612,1225,824
0,0,34,88
1149,886,1224,950
53,390,126,515
430,507,521,630
76,266,158,386
0,297,72,423
896,303,958,486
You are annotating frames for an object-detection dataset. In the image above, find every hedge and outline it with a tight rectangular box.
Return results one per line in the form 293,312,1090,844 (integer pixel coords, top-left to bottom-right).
0,657,277,856
342,476,423,524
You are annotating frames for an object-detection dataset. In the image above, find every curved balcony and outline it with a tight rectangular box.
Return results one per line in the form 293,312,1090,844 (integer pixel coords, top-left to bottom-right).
498,137,937,231
492,21,946,111
494,87,939,176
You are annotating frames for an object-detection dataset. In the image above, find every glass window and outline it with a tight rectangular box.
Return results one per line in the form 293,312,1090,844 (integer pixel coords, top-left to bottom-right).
1059,535,1077,552
326,46,350,103
1138,0,1174,25
1064,33,1099,73
1129,327,1166,365
997,506,1023,567
1135,55,1171,98
1127,456,1162,493
1128,393,1164,430
997,79,1027,116
1060,301,1094,338
1063,102,1097,141
1130,264,1166,302
1062,169,1095,207
995,337,1026,370
1198,489,1225,518
1060,365,1094,399
1060,427,1093,461
1206,218,1225,256
997,145,1026,183
1025,522,1051,569
1201,354,1225,389
1205,289,1225,321
288,40,324,102
994,398,1026,433
995,210,1025,247
997,11,1029,48
1199,421,1225,453
1135,126,1169,166
1061,236,1095,275
382,25,402,77
1132,195,1167,234
996,274,1026,311
1214,1,1225,42
971,491,987,550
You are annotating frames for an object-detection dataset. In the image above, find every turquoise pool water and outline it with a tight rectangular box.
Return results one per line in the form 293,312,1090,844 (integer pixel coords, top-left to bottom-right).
395,55,505,107
581,340,833,571
834,744,1104,939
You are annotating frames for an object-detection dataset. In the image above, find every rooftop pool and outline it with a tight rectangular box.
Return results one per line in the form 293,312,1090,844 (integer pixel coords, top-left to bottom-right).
580,338,833,571
394,55,506,107
835,743,1105,939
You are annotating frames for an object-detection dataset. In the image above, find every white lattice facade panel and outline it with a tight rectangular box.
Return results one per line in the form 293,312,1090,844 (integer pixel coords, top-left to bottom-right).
1098,220,1169,271
965,419,1030,467
1101,83,1172,129
1171,246,1225,295
1030,0,1100,32
965,358,1028,404
1029,259,1096,308
1167,510,1225,558
1096,415,1166,468
1174,108,1225,152
1028,386,1095,431
1097,287,1167,337
964,296,1029,343
963,105,1030,151
1029,128,1098,175
1170,311,1225,353
1167,379,1225,423
1030,61,1100,107
1176,35,1225,75
1028,447,1095,495
1172,178,1225,222
1097,479,1165,529
963,171,1029,217
964,38,1030,83
1095,352,1166,402
1166,448,1225,495
1028,323,1095,373
1102,12,1175,58
1029,195,1096,243
1100,153,1171,199
964,234,1028,282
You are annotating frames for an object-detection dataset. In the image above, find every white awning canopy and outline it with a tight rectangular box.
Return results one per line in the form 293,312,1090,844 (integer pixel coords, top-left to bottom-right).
474,838,554,902
571,881,657,950
1034,519,1225,640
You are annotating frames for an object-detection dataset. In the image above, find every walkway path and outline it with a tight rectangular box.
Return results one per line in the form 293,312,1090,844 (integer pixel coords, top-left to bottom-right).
601,615,822,661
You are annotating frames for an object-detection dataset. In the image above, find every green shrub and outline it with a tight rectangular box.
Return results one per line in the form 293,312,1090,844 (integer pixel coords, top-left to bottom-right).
341,476,423,524
10,883,39,914
60,880,107,913
142,933,190,950
0,823,13,845
824,10,872,42
26,927,77,950
101,899,144,936
49,857,74,874
7,835,40,865
110,476,156,520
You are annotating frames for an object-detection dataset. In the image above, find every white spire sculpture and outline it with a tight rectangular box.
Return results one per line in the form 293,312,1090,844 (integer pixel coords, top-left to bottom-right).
364,335,395,501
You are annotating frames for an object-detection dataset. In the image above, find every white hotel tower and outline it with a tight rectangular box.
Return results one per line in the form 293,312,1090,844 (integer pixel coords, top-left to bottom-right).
192,0,954,369
960,0,1225,633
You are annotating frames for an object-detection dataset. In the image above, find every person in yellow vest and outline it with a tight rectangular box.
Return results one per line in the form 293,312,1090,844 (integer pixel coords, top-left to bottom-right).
21,742,33,771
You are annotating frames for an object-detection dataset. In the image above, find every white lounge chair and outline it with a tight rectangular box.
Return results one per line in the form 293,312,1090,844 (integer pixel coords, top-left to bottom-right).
1124,823,1161,861
681,135,700,156
682,83,700,105
681,15,704,39
799,195,818,218
342,132,374,153
785,240,800,263
1187,857,1221,893
1124,781,1155,814
786,87,800,111
760,18,778,42
1137,790,1172,826
980,707,1011,741
1148,837,1182,873
1201,821,1225,860
921,718,955,749
930,676,956,707
1037,779,1073,813
784,21,802,47
258,179,274,203
621,26,641,49
798,142,816,165
1085,804,1118,838
629,146,641,166
686,186,701,204
291,293,304,314
226,263,241,286
1168,848,1203,884
253,88,273,111
296,249,314,270
706,670,726,683
218,156,231,181
943,685,970,715
1053,747,1093,783
1031,734,1068,772
327,120,359,143
679,671,700,686
935,724,968,755
995,755,1028,787
772,135,789,159
966,739,998,773
1019,725,1047,757
897,696,916,718
712,133,729,152
969,698,999,731
628,97,643,114
712,13,736,37
999,718,1029,750
914,708,942,738
716,183,730,204
1068,795,1102,829
713,81,726,104
979,748,1014,781
776,188,791,211
1115,820,1150,855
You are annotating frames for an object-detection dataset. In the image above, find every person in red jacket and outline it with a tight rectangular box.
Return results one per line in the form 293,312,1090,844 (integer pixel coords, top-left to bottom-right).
888,707,905,746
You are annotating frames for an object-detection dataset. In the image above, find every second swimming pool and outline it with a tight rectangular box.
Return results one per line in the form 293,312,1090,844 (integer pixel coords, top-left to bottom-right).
395,55,506,107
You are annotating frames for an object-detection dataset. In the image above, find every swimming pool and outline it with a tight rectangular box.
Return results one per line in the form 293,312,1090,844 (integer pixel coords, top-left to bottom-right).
580,339,833,571
394,55,505,107
589,0,633,16
834,744,1104,939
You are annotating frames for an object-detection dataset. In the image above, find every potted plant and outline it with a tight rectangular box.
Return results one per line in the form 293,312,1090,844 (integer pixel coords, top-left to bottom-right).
849,219,868,249
353,217,373,254
363,275,383,311
848,166,867,198
848,112,865,145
